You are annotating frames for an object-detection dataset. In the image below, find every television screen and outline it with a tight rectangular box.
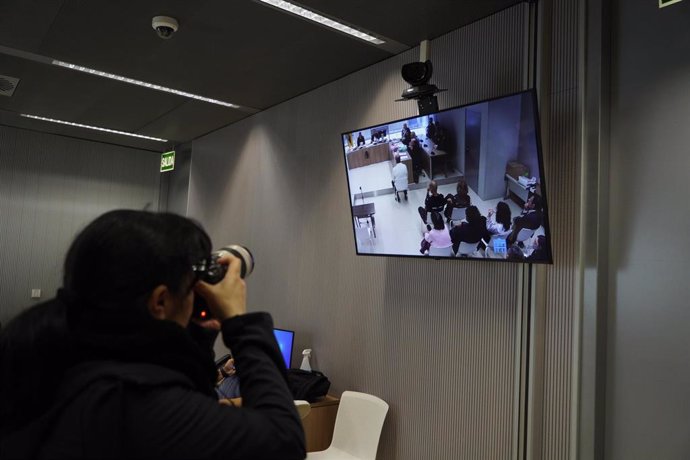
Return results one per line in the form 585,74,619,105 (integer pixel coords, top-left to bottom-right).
273,328,295,368
341,89,552,263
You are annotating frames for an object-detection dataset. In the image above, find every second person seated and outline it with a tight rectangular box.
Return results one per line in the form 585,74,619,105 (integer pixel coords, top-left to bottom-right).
418,181,447,224
420,212,452,254
450,206,492,255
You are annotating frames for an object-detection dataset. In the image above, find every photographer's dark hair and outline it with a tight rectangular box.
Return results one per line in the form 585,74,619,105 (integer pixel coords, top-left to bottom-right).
64,210,211,313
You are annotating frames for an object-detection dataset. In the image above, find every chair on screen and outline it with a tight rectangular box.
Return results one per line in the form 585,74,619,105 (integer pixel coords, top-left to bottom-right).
355,226,374,246
516,227,536,243
456,241,480,257
482,230,512,259
428,246,453,257
307,391,389,460
449,206,467,227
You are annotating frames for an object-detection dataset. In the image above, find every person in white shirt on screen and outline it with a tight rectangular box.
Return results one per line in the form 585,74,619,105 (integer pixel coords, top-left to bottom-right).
486,201,512,234
391,156,409,202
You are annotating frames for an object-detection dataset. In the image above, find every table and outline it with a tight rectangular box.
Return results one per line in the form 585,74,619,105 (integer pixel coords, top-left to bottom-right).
346,142,391,169
352,202,376,237
220,394,340,453
419,138,449,179
302,395,340,452
505,174,539,203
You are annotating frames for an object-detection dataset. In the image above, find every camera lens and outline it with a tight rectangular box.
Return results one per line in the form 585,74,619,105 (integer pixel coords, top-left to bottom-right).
217,245,254,279
192,245,254,319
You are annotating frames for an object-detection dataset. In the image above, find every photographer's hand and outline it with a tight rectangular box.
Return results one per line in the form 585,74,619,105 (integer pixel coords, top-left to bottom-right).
195,254,247,321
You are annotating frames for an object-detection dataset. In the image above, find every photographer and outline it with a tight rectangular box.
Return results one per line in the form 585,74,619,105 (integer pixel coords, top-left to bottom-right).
0,210,305,459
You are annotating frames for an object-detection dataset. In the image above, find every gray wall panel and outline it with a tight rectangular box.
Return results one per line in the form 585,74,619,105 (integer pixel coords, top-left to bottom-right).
534,0,582,457
606,0,690,459
0,125,161,324
191,6,529,460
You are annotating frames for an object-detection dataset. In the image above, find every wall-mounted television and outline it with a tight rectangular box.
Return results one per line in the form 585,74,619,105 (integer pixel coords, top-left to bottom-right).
341,89,552,263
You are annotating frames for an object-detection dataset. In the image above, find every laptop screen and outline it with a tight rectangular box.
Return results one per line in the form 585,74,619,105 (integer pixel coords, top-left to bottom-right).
273,328,295,369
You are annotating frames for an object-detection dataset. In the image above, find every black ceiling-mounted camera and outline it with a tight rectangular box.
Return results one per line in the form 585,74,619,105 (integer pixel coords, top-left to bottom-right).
397,60,447,115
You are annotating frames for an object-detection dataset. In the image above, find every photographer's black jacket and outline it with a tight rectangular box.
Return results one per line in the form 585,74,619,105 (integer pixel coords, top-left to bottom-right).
0,312,306,460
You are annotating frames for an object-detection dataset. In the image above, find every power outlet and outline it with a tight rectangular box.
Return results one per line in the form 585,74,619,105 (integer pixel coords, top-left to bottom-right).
31,289,41,299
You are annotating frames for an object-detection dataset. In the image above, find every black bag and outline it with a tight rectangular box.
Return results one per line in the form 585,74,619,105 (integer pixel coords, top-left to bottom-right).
286,369,331,402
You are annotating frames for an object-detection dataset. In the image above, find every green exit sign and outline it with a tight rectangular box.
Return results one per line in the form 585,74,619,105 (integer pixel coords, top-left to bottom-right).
659,0,685,7
160,150,175,172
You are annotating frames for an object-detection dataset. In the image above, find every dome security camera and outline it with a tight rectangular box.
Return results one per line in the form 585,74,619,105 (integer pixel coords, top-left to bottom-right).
152,16,179,39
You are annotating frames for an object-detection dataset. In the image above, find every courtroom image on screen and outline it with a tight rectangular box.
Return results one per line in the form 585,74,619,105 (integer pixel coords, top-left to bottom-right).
341,90,552,263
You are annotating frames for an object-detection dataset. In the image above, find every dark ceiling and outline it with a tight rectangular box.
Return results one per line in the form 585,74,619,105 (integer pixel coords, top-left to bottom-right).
0,0,521,151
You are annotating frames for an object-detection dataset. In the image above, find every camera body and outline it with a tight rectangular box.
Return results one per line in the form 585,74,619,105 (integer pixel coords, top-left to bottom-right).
193,245,254,319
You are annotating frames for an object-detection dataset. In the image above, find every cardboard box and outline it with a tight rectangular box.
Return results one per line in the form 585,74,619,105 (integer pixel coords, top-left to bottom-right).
506,161,529,180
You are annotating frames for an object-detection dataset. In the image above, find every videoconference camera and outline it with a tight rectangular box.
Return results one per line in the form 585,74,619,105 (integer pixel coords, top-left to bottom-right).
399,60,445,103
152,16,179,39
401,60,434,86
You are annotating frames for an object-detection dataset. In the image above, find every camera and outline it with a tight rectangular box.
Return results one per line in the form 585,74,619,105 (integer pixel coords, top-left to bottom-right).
152,16,179,39
192,245,254,319
396,60,446,115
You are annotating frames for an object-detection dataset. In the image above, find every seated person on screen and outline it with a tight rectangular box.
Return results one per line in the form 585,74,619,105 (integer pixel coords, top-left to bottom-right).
434,123,447,149
486,201,512,234
450,206,492,255
356,132,365,147
527,235,549,261
508,193,544,245
391,156,409,202
426,117,437,142
420,212,452,254
408,135,424,183
507,245,526,261
401,123,412,146
444,179,471,221
418,181,447,224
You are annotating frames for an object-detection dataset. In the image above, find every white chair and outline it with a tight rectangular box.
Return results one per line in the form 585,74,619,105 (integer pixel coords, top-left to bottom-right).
307,391,389,460
428,246,453,257
449,206,466,227
294,400,311,419
355,226,373,246
456,241,480,257
515,227,536,244
482,230,512,259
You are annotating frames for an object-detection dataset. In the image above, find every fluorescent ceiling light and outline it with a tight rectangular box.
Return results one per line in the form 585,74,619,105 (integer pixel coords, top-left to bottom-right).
257,0,385,45
52,60,240,109
21,114,168,142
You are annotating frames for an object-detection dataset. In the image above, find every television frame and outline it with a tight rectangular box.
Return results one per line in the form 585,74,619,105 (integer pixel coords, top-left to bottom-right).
340,88,553,264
